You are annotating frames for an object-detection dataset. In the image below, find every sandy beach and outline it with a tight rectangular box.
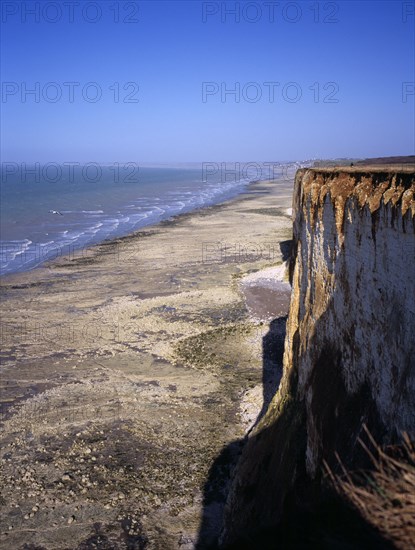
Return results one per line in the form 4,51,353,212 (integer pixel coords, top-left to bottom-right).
0,177,294,549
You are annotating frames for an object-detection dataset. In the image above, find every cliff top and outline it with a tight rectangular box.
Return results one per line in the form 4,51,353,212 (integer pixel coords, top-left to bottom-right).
304,165,415,174
295,167,415,224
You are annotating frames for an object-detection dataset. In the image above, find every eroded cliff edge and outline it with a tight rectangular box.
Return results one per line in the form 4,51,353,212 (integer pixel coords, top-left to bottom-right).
221,167,415,545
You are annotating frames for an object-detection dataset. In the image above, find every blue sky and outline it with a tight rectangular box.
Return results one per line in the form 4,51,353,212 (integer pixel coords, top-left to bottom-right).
1,0,414,162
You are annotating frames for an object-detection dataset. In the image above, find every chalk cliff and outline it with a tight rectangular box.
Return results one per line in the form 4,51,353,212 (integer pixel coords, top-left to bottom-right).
221,167,415,545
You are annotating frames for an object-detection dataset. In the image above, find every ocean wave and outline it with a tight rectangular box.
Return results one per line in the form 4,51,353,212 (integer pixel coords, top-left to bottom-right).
0,239,33,267
60,210,104,214
82,210,104,214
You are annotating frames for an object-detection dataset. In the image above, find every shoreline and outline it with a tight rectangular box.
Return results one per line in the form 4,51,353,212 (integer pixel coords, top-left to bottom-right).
0,176,294,549
0,176,273,280
0,177,293,289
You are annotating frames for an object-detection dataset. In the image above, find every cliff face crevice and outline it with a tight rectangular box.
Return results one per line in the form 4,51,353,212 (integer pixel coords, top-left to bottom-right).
221,167,415,546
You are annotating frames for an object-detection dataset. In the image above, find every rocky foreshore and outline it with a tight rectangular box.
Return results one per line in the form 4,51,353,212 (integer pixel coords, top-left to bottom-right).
0,177,294,549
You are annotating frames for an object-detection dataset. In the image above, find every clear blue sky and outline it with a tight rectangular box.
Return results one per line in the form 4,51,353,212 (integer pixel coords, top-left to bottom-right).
1,0,414,162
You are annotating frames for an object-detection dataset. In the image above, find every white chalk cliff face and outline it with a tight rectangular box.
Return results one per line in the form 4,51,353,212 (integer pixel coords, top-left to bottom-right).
286,168,415,477
221,167,415,545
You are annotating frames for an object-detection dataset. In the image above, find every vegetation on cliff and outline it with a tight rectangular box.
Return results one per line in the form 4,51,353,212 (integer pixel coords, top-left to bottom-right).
327,428,415,550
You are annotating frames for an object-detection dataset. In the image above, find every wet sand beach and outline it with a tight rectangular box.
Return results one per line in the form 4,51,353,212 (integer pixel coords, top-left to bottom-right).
0,177,294,549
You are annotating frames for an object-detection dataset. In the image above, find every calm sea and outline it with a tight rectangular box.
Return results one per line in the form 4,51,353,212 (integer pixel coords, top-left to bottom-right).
0,161,297,275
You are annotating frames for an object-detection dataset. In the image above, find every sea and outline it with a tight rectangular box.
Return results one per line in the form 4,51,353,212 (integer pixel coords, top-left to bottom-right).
0,161,302,276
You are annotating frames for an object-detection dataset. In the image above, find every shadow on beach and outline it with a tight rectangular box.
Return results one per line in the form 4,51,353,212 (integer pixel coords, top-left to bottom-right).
195,315,286,549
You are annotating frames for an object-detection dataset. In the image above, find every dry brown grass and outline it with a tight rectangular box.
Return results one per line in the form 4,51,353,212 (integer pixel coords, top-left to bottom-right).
324,426,415,550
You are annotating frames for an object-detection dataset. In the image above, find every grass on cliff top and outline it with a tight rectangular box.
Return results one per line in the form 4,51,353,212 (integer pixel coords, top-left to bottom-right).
325,427,415,550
